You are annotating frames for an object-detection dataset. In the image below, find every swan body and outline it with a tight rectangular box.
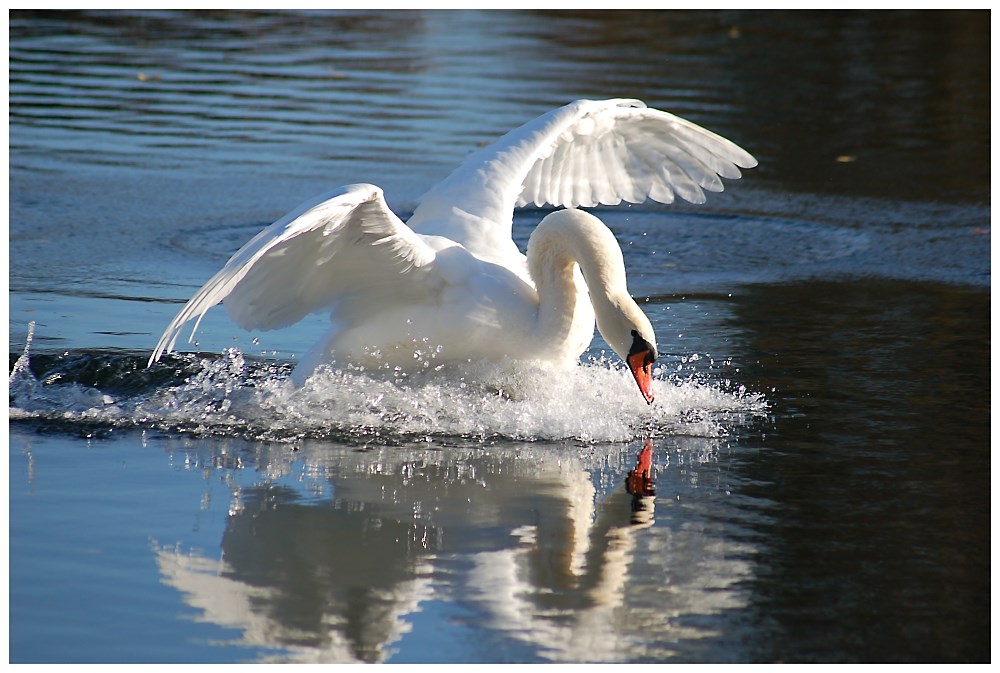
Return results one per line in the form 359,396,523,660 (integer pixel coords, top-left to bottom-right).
149,99,757,402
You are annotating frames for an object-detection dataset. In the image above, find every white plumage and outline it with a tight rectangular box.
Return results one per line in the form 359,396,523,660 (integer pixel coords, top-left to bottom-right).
149,99,756,402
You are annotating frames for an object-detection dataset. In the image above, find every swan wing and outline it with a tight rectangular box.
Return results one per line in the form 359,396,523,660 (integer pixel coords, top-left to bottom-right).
407,98,757,256
149,183,436,365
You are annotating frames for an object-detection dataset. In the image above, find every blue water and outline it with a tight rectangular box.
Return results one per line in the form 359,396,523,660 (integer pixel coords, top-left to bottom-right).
9,10,990,663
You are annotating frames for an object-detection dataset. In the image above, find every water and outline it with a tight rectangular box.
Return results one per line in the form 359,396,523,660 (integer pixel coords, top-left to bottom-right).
8,10,990,663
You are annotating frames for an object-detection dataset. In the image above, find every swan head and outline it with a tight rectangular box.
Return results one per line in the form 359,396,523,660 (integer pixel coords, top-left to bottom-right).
595,298,658,405
594,274,658,404
626,328,658,405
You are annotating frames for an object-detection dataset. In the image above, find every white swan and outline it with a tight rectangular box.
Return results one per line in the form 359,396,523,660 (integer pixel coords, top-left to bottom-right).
149,99,756,403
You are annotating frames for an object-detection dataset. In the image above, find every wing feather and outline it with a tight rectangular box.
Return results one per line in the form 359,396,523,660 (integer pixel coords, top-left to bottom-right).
408,98,756,258
149,183,435,365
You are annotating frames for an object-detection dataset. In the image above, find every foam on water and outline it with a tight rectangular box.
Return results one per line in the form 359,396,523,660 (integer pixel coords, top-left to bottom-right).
10,324,767,445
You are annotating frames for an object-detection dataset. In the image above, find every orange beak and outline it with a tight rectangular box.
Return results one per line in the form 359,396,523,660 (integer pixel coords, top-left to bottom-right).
627,349,655,404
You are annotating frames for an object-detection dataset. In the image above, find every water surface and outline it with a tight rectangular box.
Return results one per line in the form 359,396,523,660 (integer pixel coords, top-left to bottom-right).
9,10,990,663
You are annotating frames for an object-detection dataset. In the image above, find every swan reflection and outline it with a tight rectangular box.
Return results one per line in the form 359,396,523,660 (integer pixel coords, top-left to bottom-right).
155,438,751,662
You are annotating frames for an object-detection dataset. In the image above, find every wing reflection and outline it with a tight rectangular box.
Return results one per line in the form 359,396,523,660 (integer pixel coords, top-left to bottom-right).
155,438,750,662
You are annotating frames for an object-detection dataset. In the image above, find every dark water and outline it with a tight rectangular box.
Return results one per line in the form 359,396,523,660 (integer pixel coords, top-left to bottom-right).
8,10,990,663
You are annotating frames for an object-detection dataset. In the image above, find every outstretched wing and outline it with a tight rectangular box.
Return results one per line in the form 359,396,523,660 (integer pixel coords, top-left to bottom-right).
149,183,436,365
406,98,757,257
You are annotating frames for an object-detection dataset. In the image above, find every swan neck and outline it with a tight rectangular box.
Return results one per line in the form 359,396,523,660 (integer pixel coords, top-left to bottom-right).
526,210,629,349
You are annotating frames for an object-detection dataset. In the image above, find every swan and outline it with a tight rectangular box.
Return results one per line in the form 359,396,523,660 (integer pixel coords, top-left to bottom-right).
149,98,756,403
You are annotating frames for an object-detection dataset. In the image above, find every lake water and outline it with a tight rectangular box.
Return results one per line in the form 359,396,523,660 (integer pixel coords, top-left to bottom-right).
8,10,990,663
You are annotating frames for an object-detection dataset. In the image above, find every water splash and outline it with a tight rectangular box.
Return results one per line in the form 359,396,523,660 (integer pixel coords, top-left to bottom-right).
10,336,767,445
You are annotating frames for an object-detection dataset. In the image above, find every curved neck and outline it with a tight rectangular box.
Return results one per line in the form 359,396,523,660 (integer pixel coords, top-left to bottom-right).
526,210,631,353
